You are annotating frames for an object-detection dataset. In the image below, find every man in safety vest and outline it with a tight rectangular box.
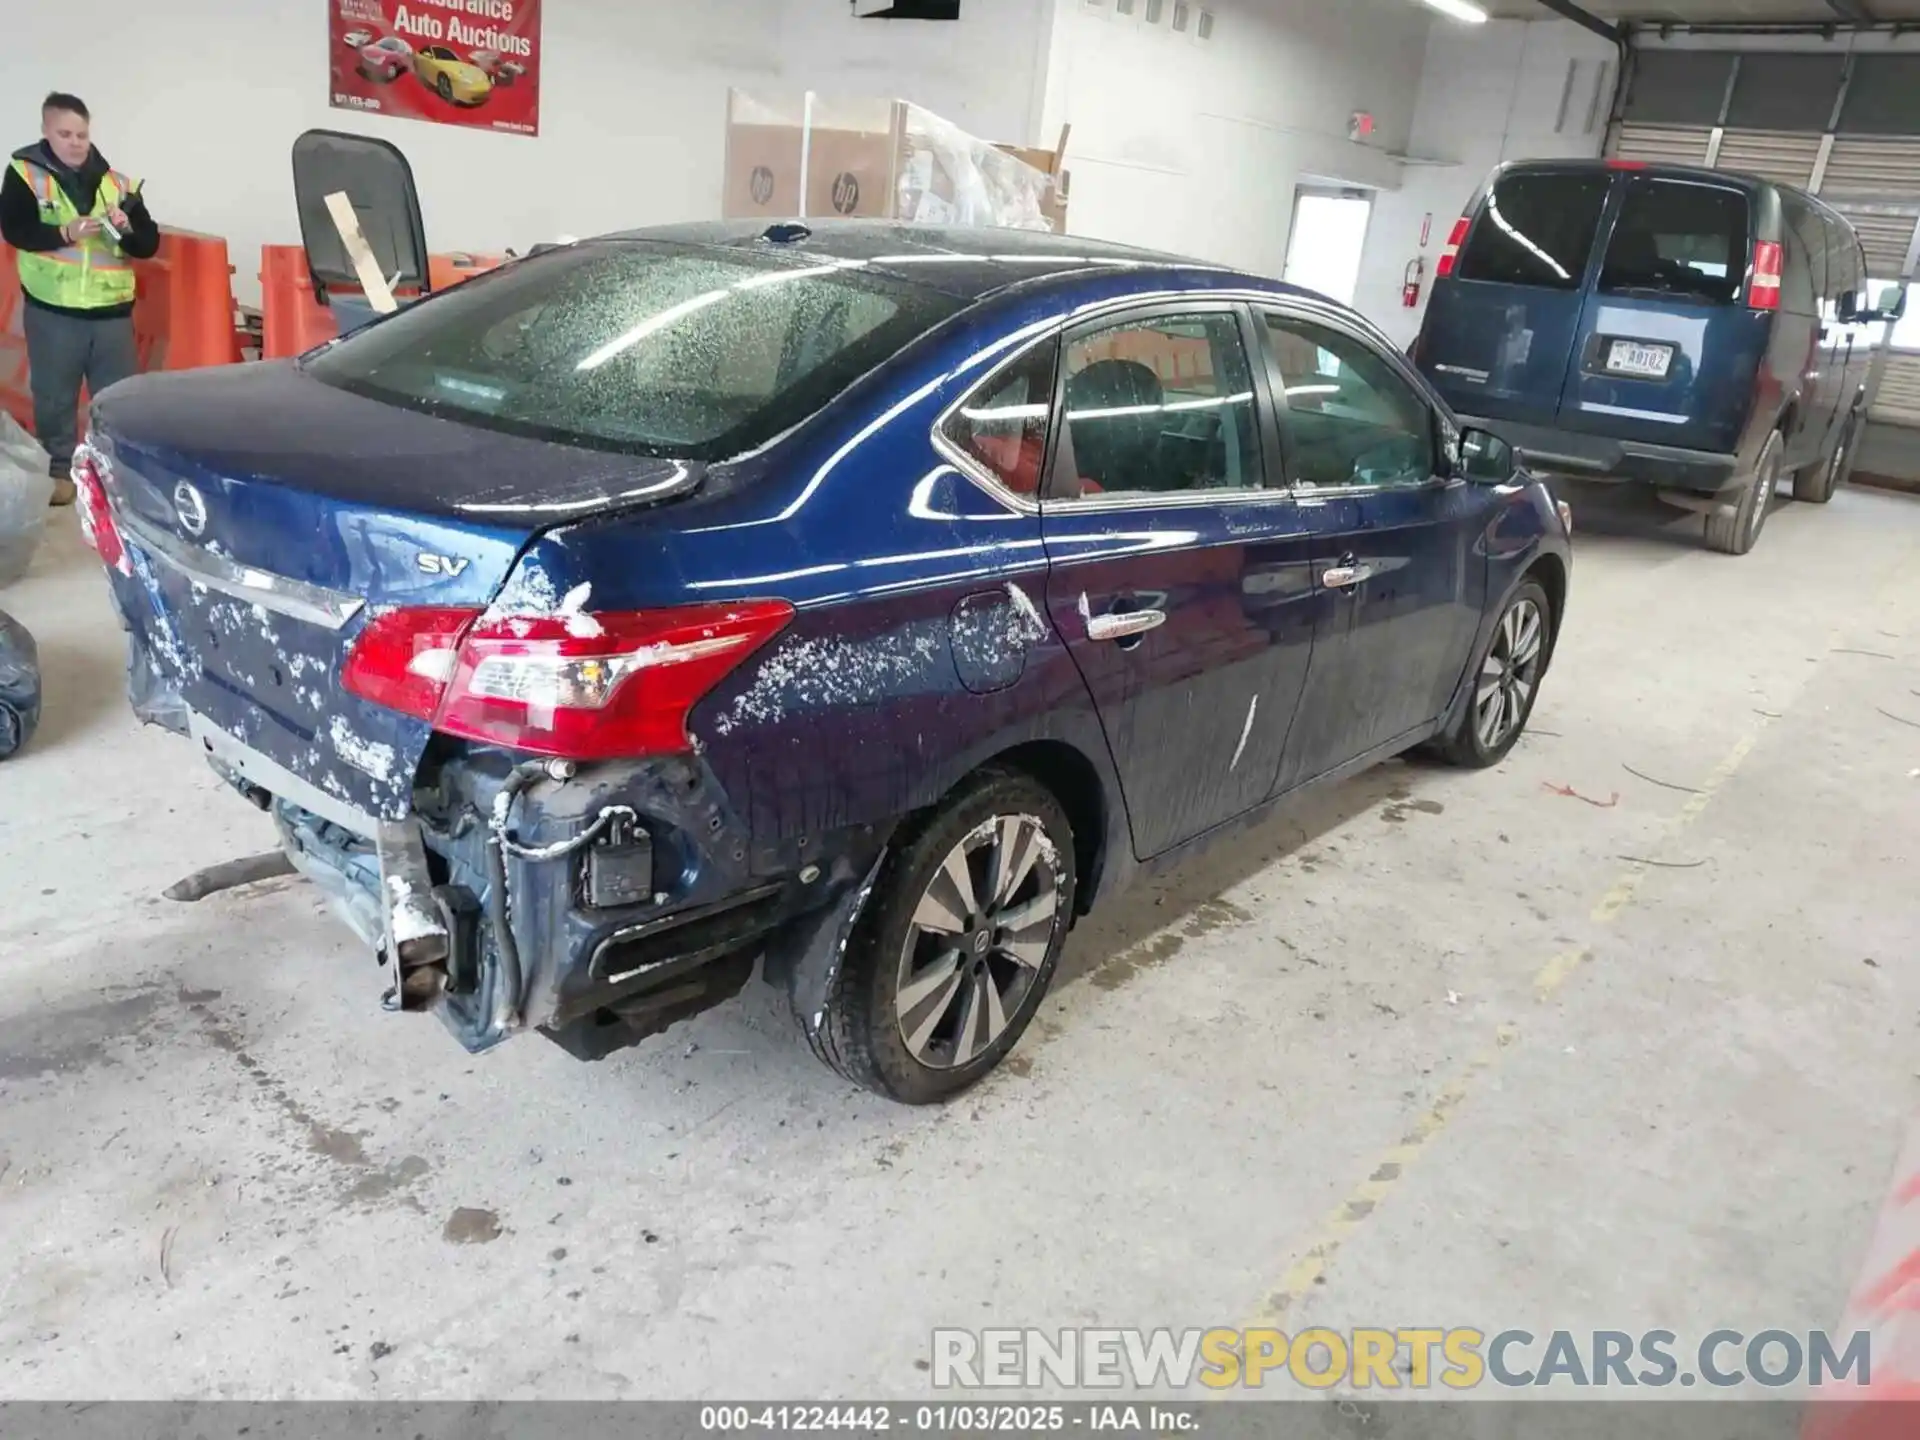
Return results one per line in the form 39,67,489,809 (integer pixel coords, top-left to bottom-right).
0,93,158,506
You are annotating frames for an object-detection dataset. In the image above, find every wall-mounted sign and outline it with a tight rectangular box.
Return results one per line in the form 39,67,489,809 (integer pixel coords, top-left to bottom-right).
1349,112,1376,143
329,0,542,137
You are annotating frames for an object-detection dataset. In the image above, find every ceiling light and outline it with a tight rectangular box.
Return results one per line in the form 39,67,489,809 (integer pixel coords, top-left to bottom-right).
1417,0,1489,22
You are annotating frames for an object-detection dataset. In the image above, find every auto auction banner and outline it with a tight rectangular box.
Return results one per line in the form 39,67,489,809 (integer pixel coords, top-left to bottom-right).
328,0,540,136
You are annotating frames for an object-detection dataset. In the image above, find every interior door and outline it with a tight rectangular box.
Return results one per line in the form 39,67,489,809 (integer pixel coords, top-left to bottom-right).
1038,304,1323,860
1260,307,1486,791
1283,188,1375,308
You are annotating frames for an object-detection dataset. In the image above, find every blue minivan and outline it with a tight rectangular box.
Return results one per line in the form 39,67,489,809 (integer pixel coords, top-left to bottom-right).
1412,159,1908,555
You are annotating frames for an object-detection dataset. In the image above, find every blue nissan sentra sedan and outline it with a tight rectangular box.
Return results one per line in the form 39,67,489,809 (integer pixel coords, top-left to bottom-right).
72,221,1572,1103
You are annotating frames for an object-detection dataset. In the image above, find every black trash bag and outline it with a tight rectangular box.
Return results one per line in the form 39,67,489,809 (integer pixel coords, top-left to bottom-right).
0,608,42,760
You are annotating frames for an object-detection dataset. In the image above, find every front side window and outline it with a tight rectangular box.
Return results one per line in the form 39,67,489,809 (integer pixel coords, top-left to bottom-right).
1055,312,1262,500
303,242,962,460
1600,179,1751,306
941,344,1057,498
1457,172,1613,292
1264,315,1435,492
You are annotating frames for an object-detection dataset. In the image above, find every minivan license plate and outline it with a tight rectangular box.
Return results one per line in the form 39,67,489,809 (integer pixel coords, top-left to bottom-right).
1606,340,1673,379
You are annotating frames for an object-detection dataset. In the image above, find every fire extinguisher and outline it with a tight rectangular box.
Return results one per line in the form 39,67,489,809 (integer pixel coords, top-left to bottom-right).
1402,257,1425,309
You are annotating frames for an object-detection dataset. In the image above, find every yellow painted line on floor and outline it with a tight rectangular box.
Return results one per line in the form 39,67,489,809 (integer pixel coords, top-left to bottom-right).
1250,714,1775,1327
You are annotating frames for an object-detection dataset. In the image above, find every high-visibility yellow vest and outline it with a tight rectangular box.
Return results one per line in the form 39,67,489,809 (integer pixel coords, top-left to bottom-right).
10,158,141,310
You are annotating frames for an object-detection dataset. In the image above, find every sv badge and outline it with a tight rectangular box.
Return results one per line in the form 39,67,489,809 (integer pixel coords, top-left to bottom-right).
417,554,471,577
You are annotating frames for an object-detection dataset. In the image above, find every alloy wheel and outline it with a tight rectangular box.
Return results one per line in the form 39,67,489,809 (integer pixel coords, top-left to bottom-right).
1750,441,1779,543
1827,419,1854,493
895,815,1061,1070
1475,597,1545,752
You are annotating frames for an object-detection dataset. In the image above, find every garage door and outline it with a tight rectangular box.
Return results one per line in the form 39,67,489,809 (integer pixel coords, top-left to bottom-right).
1611,48,1920,427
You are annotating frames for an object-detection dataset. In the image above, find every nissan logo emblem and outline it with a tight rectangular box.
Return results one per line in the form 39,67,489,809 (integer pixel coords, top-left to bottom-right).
173,482,208,537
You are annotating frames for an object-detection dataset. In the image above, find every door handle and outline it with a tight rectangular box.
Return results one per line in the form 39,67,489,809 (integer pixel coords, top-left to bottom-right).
1086,608,1166,642
1322,563,1374,589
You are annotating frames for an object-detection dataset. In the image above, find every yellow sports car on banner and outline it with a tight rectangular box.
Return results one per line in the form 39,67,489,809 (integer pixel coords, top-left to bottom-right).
413,46,493,106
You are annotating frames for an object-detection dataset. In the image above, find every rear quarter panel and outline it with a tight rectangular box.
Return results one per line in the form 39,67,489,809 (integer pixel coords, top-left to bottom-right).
535,289,1172,905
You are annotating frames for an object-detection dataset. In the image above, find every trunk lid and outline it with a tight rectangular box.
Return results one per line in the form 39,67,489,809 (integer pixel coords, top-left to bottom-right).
89,365,692,823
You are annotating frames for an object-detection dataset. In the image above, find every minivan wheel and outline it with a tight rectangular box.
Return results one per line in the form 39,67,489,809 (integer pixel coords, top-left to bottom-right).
1705,430,1781,556
1426,580,1551,770
1794,411,1858,505
803,768,1077,1104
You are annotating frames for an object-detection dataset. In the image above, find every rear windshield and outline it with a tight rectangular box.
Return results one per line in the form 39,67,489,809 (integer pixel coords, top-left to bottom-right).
1599,179,1750,306
1456,171,1613,291
302,242,964,460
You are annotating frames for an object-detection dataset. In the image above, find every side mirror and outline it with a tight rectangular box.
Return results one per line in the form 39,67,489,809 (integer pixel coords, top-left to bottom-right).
1458,426,1515,483
1839,289,1860,324
1876,283,1909,322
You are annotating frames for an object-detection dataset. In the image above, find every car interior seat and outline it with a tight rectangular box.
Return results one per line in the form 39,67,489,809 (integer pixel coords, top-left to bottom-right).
1066,358,1166,496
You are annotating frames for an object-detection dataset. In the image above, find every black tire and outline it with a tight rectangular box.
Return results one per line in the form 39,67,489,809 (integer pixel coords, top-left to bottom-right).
1704,429,1781,556
801,768,1077,1104
437,74,454,102
1795,408,1860,504
1428,579,1553,770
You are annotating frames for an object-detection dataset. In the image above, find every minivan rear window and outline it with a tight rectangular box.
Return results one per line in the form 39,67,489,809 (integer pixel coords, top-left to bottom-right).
303,242,963,460
1599,179,1750,306
1456,172,1613,291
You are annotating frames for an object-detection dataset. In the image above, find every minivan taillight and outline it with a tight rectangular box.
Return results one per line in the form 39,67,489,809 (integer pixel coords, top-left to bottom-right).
1436,216,1471,279
1748,241,1783,311
342,599,794,761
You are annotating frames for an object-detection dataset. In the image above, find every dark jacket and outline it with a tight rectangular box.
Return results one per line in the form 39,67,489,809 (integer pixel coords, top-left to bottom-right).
1,141,160,320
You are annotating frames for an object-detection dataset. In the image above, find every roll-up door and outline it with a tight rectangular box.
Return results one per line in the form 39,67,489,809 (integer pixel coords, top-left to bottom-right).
1869,353,1920,426
1612,124,1713,167
1712,131,1823,190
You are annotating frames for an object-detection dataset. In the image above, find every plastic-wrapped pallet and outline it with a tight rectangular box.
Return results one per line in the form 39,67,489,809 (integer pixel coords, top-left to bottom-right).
0,412,52,588
895,104,1054,233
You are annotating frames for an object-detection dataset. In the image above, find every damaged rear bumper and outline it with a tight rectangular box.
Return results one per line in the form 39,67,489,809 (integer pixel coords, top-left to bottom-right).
184,705,886,1061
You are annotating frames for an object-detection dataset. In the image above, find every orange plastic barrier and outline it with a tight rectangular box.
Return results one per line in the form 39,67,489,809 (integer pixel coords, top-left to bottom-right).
0,227,240,441
258,245,338,361
259,247,509,361
429,252,507,292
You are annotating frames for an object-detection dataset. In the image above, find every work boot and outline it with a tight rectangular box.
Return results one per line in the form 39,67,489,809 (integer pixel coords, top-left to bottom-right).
49,476,76,507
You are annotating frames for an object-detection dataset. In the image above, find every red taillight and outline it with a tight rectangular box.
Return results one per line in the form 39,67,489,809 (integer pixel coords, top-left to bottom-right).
342,598,794,761
1748,241,1783,311
1435,216,1471,279
1606,158,1648,170
340,606,481,722
71,445,130,575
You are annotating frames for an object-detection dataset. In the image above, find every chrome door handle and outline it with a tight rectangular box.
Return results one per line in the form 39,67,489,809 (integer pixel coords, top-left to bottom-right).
1086,609,1166,642
1322,564,1373,589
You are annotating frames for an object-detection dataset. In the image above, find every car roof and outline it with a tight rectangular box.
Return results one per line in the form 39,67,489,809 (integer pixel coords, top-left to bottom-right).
1498,156,1772,195
594,220,1248,303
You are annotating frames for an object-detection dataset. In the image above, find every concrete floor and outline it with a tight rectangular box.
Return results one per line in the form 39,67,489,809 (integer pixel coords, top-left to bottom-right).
1,483,1917,1401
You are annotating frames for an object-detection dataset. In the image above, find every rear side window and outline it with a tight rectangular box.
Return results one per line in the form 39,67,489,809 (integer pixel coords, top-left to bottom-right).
303,243,962,460
942,344,1058,498
1456,172,1612,291
1599,180,1751,306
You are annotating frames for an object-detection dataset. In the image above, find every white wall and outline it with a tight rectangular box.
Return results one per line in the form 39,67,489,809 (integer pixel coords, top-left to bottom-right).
2,0,1052,301
1351,17,1618,346
1039,0,1432,279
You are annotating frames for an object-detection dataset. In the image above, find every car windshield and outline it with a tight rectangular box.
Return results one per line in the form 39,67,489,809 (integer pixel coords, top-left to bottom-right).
303,241,964,460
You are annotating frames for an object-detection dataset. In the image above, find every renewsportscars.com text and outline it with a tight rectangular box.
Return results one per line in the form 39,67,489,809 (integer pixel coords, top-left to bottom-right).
931,1327,1873,1391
